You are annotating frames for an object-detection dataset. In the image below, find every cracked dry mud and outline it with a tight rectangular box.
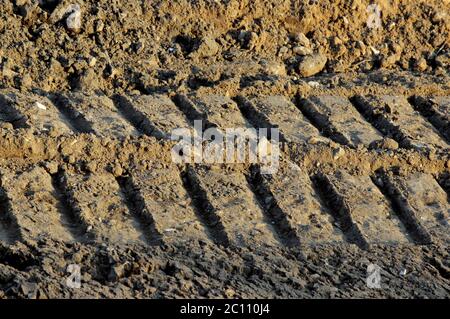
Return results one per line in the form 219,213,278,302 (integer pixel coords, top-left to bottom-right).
0,0,449,299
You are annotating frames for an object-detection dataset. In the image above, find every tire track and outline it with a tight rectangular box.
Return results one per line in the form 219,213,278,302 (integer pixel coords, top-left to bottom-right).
116,175,163,245
0,187,21,245
311,174,369,249
50,170,90,242
409,96,450,143
351,95,449,152
372,171,433,245
246,165,299,247
183,166,230,246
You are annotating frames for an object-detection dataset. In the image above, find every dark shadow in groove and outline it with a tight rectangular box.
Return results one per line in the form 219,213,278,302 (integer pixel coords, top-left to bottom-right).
408,96,450,144
48,93,95,134
0,188,22,244
116,175,163,246
311,174,369,250
294,96,351,147
50,171,90,243
0,94,29,129
349,95,409,149
171,94,214,131
436,173,450,205
181,167,230,247
427,257,450,280
370,171,432,245
233,95,281,142
111,95,162,139
246,165,301,247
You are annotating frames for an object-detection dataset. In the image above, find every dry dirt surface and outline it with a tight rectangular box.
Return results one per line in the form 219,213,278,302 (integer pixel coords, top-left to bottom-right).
0,0,449,299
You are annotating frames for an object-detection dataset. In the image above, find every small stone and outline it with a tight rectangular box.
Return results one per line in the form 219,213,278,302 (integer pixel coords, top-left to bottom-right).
95,20,104,33
370,46,380,55
44,161,59,174
66,5,81,33
297,53,327,77
245,32,259,50
112,164,123,177
435,53,449,68
415,57,428,72
86,161,97,173
278,46,289,56
332,36,343,46
20,74,33,88
0,122,14,130
239,31,259,50
333,147,345,160
432,10,447,23
88,57,97,67
381,53,401,68
2,67,17,78
307,136,322,144
224,288,235,298
193,36,220,58
108,264,125,281
20,282,38,298
35,102,47,110
356,40,366,51
294,33,310,47
307,81,321,88
75,69,99,91
261,60,286,76
134,41,145,54
369,138,399,150
293,45,313,56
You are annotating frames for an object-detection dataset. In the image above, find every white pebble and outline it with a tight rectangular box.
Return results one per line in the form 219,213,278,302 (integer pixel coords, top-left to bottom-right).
35,102,47,110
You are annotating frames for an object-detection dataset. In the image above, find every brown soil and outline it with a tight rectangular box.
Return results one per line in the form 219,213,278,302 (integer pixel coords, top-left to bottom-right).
0,0,448,93
0,0,449,299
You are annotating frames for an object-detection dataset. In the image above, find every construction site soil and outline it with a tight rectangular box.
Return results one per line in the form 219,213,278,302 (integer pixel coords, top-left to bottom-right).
0,0,449,298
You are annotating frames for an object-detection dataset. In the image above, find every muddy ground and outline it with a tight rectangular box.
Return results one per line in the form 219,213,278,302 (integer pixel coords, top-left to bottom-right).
0,0,449,299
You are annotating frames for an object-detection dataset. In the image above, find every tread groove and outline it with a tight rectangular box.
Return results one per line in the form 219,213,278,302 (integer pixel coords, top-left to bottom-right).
311,174,369,249
50,94,96,134
172,94,211,130
371,172,432,245
295,97,351,146
408,96,450,143
50,171,90,242
182,166,230,246
247,165,301,247
116,175,163,245
0,187,21,244
349,95,408,148
112,95,161,138
233,96,284,142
